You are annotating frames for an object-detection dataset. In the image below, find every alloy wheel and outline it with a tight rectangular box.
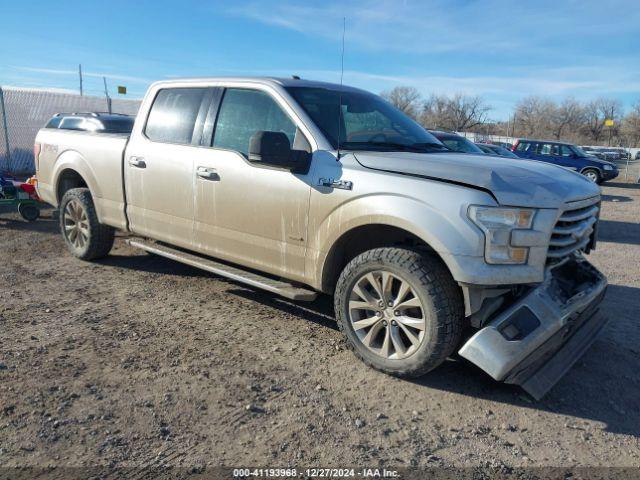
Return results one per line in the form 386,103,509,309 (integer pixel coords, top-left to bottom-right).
584,171,599,182
348,270,426,360
63,199,90,250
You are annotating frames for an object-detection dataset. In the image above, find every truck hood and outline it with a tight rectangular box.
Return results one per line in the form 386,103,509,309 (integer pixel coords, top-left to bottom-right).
354,151,600,208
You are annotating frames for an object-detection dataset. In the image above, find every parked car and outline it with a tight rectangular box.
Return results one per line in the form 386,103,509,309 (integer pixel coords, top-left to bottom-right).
608,147,630,161
35,77,608,399
475,143,519,158
636,151,640,160
512,139,618,184
581,146,606,160
492,141,514,150
591,147,621,162
45,112,135,134
427,129,486,154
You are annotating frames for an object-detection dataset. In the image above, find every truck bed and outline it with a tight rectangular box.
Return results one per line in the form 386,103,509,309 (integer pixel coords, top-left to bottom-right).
35,129,130,230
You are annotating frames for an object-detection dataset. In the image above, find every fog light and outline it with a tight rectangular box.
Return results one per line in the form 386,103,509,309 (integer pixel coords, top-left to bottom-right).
498,307,541,341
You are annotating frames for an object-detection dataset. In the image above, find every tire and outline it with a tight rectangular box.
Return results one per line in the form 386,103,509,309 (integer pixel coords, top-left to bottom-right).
18,203,40,222
59,188,114,260
583,169,601,184
334,247,464,378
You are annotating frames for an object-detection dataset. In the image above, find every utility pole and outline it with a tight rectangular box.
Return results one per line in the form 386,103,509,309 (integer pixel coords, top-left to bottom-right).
509,113,516,138
79,64,83,96
0,87,12,172
103,76,112,113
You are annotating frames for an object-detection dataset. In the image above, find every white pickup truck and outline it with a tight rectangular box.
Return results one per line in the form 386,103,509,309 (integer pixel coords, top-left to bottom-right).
35,77,608,399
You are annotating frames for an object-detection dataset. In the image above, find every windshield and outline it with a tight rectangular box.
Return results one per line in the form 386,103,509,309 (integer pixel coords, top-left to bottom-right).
437,135,485,154
286,87,445,152
570,145,590,157
491,145,518,158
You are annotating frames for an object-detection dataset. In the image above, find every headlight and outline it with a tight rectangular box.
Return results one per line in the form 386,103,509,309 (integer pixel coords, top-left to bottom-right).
468,206,535,264
603,165,613,171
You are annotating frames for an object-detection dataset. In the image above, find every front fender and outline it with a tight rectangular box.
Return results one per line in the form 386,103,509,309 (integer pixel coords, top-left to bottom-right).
309,192,488,290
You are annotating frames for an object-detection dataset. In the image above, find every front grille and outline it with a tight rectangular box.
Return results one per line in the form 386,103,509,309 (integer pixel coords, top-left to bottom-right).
547,196,600,263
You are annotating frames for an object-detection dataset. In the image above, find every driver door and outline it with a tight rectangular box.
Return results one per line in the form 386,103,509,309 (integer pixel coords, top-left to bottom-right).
193,87,313,281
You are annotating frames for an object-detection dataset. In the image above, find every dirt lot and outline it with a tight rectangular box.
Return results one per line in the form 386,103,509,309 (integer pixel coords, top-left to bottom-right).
1,181,639,473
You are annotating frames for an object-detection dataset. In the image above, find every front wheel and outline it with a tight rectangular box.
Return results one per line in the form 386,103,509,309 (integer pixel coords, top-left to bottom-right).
334,248,464,377
583,169,601,184
59,188,114,260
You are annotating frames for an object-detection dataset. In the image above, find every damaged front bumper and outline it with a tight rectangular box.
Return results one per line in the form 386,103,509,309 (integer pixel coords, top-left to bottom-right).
458,256,608,400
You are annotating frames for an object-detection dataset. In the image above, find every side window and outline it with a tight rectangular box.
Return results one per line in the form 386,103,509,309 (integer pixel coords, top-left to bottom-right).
561,145,574,157
212,88,296,156
537,143,559,156
145,88,207,144
515,142,529,152
59,118,86,131
46,117,62,129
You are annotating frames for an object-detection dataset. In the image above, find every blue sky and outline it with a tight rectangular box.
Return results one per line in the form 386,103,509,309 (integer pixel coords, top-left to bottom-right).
1,0,638,119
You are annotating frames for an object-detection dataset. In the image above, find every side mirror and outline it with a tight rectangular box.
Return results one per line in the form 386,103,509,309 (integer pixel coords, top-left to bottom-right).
249,131,297,170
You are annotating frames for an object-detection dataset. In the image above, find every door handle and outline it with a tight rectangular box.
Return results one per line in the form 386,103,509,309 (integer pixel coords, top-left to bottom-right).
128,157,146,168
196,166,220,181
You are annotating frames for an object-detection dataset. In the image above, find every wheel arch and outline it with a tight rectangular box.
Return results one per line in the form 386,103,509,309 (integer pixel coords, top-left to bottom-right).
52,150,101,205
318,223,452,294
579,165,603,176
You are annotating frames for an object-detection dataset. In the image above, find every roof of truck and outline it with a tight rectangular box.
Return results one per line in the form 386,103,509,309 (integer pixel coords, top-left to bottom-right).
151,76,369,93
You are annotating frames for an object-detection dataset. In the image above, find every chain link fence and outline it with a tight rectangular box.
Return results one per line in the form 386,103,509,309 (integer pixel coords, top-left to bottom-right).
0,86,140,174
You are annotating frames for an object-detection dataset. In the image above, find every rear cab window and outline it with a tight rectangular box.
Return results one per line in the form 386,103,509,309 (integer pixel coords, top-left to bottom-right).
45,117,62,129
59,118,87,131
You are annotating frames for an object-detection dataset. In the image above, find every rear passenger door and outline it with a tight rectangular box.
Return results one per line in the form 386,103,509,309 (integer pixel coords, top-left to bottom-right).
534,143,576,170
530,142,559,165
124,87,213,249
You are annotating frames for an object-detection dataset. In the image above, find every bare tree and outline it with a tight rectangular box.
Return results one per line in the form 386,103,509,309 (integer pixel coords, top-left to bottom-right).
380,86,422,119
379,85,638,147
583,98,623,144
550,98,584,141
420,94,451,129
621,101,640,147
419,93,490,131
446,94,491,131
514,96,555,138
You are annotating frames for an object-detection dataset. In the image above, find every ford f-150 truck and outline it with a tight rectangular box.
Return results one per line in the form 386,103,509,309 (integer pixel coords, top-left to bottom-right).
35,77,608,399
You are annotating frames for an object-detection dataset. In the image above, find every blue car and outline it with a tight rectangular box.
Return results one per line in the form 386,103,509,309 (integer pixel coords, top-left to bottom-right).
512,139,618,184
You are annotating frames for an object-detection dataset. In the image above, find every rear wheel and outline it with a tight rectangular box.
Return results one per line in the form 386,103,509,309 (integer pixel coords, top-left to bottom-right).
583,169,601,184
59,188,114,260
334,248,464,377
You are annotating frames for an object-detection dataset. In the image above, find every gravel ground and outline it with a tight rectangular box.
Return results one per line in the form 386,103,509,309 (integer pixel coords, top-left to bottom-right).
0,181,639,473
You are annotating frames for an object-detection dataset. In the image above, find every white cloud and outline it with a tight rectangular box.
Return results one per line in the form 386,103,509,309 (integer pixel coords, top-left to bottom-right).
224,0,640,54
10,66,152,84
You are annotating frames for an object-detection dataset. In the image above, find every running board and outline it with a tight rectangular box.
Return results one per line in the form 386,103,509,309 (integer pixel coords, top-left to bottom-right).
126,239,317,301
